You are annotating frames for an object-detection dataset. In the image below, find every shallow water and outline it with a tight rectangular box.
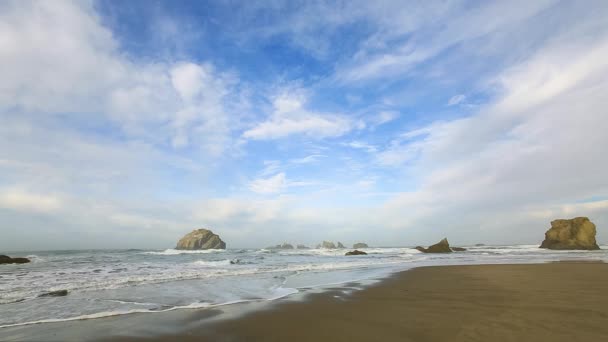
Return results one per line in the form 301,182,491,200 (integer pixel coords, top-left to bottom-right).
1,245,606,327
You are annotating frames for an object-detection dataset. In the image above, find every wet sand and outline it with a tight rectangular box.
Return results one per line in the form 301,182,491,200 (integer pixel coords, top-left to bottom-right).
113,262,608,342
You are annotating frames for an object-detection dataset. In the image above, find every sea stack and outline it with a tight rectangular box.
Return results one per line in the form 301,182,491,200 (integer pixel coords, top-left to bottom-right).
0,255,31,265
317,241,337,249
267,243,294,250
415,238,452,253
540,217,600,250
353,242,368,249
176,228,226,250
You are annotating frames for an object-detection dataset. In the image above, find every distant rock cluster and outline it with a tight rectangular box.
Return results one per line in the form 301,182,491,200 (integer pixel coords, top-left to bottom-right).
267,243,295,250
172,216,601,256
316,241,348,249
0,255,30,265
176,229,226,250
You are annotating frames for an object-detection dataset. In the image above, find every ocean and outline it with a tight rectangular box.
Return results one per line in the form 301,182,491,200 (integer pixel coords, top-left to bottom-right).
1,245,607,328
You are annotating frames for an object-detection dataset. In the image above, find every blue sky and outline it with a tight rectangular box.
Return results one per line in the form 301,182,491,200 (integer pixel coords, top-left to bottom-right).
1,0,608,250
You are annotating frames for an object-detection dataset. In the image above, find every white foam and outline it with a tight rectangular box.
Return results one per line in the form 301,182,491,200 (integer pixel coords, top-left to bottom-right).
143,249,226,255
0,286,298,329
191,259,232,267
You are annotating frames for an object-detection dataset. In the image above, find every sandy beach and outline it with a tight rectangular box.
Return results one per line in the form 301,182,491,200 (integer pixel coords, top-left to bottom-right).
97,262,608,342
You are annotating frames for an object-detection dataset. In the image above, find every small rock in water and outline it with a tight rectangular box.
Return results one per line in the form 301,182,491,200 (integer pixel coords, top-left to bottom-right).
345,250,367,256
38,290,69,297
451,247,467,252
0,255,31,264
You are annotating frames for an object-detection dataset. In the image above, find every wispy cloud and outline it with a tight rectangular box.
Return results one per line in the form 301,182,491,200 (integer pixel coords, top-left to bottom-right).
447,94,466,106
243,91,353,140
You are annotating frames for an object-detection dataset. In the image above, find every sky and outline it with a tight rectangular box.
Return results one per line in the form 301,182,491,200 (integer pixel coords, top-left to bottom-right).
1,0,608,251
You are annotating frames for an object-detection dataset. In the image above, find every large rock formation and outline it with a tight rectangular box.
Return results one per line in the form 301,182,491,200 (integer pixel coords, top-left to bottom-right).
317,241,337,249
296,244,309,249
540,217,600,250
337,242,346,248
415,238,452,253
176,229,226,250
0,255,31,265
345,250,367,256
353,242,368,249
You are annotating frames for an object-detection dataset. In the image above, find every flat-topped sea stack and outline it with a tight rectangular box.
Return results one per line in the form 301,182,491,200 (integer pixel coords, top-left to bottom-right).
416,238,452,253
176,229,226,250
353,242,368,249
540,217,600,250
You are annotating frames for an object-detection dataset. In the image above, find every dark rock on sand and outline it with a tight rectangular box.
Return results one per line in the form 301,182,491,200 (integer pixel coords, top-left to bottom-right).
540,217,600,250
415,238,452,253
0,255,31,264
38,290,68,297
345,250,368,256
451,247,467,252
353,242,368,249
176,229,226,250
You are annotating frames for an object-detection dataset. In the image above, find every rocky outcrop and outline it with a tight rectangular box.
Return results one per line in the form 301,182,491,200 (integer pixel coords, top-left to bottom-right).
415,238,452,253
38,290,68,297
451,247,467,252
267,243,294,250
317,241,337,249
474,243,485,247
540,217,600,250
296,244,309,249
345,250,367,256
337,242,346,248
176,229,226,250
0,255,31,265
353,242,368,249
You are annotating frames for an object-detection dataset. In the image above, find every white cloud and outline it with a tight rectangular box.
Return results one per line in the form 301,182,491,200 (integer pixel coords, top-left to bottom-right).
342,141,377,153
447,94,466,106
289,154,325,164
372,33,608,242
0,188,63,213
0,0,239,155
249,173,288,194
243,91,353,140
170,63,208,102
373,111,399,126
335,1,559,83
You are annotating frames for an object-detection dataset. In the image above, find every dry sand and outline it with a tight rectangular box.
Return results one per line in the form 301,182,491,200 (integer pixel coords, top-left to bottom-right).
110,263,608,342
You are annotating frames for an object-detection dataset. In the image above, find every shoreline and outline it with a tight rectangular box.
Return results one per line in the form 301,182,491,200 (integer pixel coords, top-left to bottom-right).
2,261,607,341
112,261,608,342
